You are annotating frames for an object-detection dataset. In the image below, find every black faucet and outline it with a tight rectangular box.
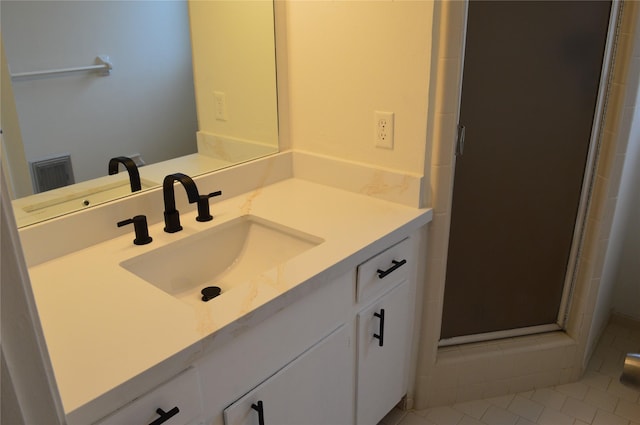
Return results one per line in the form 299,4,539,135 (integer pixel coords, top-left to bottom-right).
163,173,200,233
196,190,223,222
108,156,142,192
117,215,153,245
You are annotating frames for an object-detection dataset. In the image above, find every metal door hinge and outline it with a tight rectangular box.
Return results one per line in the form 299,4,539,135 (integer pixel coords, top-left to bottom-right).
455,124,466,156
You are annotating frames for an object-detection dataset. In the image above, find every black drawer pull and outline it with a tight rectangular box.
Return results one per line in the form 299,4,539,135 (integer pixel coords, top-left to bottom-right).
373,309,385,347
148,406,180,425
251,400,265,425
376,259,407,279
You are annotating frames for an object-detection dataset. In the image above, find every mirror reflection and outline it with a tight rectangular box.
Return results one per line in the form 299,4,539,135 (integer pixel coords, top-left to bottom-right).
1,0,279,228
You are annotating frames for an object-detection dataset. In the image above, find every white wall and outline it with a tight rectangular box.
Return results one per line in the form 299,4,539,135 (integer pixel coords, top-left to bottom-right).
1,0,198,188
588,2,640,354
611,85,640,321
609,5,640,320
285,1,434,177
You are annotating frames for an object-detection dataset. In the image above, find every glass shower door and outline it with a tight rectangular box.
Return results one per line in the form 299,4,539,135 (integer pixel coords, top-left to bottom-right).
441,0,612,342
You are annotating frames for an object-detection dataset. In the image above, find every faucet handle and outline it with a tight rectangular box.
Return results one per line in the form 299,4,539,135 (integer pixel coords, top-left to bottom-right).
196,191,222,222
117,215,153,245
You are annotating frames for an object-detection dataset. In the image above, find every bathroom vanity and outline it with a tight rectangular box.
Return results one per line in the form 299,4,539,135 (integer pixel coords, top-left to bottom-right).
19,154,432,425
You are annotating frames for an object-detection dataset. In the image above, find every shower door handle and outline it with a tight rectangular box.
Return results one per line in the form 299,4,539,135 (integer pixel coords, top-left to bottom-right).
455,124,466,156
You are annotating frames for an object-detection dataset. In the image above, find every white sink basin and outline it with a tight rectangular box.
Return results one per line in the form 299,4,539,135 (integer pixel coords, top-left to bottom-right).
120,215,324,301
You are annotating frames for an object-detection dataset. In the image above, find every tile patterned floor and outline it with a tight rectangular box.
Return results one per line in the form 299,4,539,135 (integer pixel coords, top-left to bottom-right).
382,318,640,425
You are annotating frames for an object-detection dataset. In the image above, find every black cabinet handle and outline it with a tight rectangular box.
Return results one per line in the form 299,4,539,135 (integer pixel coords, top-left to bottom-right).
251,400,265,425
376,259,407,279
373,309,385,347
148,407,180,425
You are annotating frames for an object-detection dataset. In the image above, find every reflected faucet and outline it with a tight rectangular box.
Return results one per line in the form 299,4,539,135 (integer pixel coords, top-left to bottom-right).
163,173,200,233
108,156,142,192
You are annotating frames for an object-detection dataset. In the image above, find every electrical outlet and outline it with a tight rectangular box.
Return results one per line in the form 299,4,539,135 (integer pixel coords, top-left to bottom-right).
375,111,394,149
214,91,228,121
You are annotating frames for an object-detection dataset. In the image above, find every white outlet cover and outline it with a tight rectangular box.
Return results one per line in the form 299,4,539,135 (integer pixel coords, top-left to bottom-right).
374,111,394,149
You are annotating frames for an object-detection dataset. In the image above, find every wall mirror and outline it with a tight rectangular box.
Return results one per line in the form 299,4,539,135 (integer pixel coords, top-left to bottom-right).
1,0,279,228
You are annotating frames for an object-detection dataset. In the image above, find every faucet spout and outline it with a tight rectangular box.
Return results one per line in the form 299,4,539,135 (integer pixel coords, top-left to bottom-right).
108,156,142,192
163,173,200,233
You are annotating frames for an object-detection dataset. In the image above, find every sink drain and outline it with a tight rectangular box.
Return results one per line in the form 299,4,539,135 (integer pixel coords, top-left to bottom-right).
201,286,222,302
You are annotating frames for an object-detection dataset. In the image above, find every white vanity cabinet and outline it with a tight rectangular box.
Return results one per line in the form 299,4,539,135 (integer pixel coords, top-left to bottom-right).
21,174,432,425
223,325,353,425
356,281,412,425
355,238,415,425
78,236,420,425
195,237,417,425
195,271,355,425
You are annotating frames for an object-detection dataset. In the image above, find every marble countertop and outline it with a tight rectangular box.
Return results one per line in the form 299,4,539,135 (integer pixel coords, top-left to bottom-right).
27,178,432,420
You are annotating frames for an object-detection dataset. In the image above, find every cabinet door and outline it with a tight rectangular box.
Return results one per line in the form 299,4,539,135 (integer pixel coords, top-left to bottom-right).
94,368,202,425
356,279,412,425
223,324,354,425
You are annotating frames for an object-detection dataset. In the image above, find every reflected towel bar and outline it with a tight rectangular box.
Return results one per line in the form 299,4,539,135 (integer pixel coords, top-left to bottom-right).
11,55,113,80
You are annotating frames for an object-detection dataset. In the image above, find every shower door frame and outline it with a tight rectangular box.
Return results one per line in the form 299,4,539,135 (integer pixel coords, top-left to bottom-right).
439,0,623,347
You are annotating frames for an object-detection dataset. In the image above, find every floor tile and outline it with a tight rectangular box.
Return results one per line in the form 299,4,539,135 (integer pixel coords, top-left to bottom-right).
535,407,575,425
584,385,620,412
600,356,626,377
514,417,536,425
560,396,597,423
399,412,437,425
592,408,632,425
516,390,534,400
424,406,464,425
555,382,590,400
458,415,483,425
506,395,543,422
452,399,490,420
485,394,514,409
572,420,590,425
612,335,640,354
608,379,640,403
615,398,640,422
581,370,612,390
530,388,567,411
480,405,518,425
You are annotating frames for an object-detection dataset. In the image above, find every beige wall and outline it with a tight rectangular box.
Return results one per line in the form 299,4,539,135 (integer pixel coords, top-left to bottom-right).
285,0,434,178
189,0,279,147
1,36,31,198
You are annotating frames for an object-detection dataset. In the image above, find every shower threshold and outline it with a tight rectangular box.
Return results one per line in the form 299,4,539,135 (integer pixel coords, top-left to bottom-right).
438,323,562,347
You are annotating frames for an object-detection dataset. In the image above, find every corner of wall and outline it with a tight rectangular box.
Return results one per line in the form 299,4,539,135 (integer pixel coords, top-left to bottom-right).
414,0,467,409
581,0,640,367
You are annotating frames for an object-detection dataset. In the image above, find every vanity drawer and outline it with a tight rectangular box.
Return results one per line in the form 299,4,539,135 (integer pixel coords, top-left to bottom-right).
94,368,202,425
356,238,411,304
